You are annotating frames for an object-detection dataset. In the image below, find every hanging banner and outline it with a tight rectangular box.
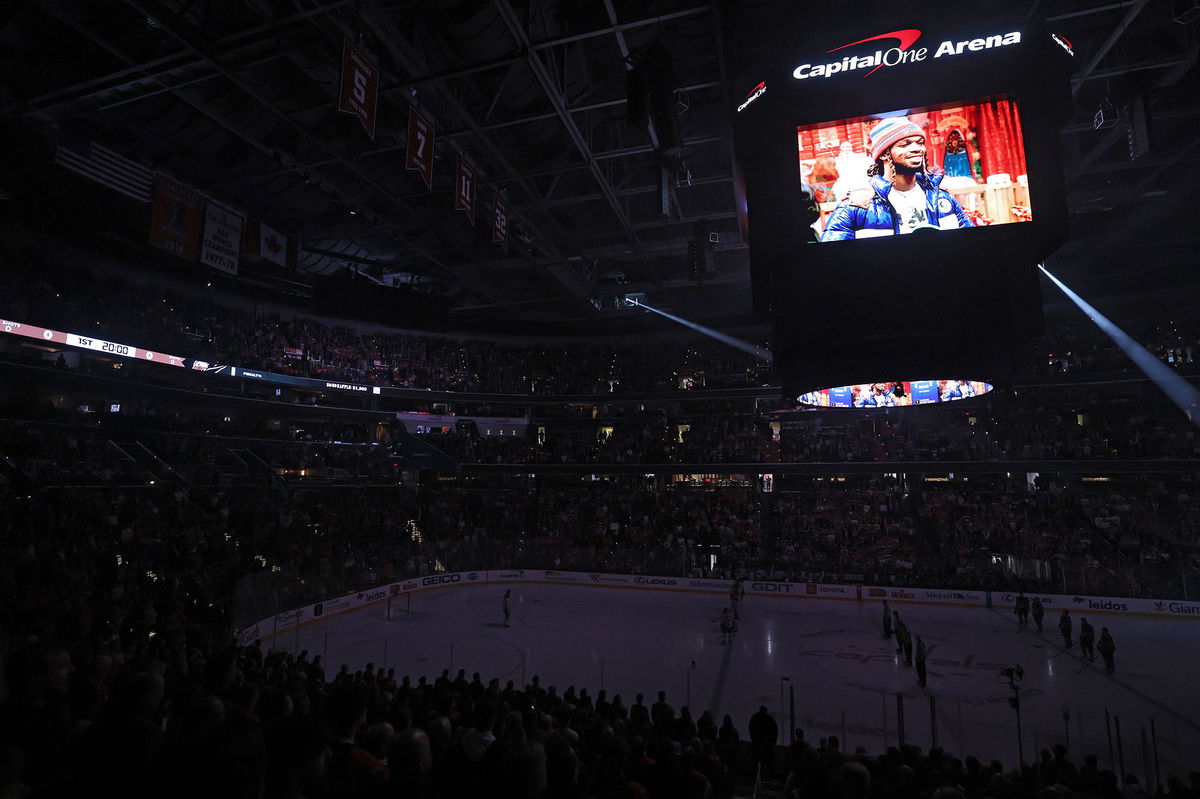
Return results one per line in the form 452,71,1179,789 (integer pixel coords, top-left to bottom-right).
259,221,289,268
405,107,435,189
337,38,379,140
491,195,509,250
149,176,203,261
454,156,477,225
200,202,243,276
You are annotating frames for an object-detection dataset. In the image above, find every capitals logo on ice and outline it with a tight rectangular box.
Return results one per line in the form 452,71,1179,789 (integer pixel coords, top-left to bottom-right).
792,28,1022,81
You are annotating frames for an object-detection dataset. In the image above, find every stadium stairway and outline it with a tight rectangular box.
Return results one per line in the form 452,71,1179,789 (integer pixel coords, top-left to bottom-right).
228,447,292,500
107,439,190,492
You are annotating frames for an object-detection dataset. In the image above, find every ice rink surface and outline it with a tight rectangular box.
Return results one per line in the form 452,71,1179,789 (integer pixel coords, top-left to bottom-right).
274,583,1200,778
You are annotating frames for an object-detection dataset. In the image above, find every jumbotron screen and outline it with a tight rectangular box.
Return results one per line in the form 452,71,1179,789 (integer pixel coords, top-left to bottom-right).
797,380,993,409
799,96,1032,243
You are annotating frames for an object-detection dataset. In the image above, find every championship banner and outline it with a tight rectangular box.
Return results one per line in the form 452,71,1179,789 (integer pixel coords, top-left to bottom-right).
454,156,477,224
405,107,435,189
491,195,509,250
337,38,379,140
149,176,203,261
200,202,243,276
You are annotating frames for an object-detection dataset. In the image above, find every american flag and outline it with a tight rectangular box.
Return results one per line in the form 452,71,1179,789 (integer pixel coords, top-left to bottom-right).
54,130,154,203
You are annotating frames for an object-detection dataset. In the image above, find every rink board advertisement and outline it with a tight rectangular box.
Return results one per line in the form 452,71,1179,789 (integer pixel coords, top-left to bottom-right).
238,571,1199,645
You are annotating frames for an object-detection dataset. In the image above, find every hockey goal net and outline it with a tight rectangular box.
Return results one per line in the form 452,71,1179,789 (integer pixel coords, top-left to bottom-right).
385,591,411,619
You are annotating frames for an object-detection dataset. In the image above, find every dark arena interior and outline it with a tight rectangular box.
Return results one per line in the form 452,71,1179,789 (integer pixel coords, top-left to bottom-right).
2,0,1200,797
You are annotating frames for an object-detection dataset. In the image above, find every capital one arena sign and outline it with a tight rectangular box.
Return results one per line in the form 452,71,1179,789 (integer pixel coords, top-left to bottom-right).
792,28,1022,80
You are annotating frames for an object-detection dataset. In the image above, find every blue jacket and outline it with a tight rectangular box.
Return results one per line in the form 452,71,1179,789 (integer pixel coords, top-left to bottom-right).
820,173,973,241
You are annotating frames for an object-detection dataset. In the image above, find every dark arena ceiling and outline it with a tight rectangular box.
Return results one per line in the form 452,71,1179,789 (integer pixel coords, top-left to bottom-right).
1,0,1198,335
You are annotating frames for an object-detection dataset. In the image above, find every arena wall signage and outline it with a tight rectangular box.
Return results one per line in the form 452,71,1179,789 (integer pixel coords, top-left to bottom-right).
791,29,1021,81
736,81,767,113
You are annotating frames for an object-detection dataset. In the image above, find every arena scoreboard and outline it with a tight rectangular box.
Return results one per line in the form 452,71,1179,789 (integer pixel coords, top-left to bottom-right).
726,1,1074,403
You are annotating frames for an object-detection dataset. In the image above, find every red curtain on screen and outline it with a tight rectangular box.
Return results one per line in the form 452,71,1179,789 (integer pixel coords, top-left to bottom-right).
977,99,1026,179
796,100,1024,179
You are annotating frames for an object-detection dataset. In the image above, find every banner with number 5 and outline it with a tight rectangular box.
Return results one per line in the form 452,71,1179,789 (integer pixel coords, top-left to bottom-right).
337,39,378,140
406,107,435,189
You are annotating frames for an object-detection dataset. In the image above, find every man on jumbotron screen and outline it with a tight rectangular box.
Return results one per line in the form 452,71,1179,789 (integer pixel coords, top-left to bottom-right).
819,116,973,241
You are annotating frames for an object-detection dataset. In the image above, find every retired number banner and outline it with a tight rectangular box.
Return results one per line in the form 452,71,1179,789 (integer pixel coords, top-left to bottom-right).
492,195,509,250
337,38,379,139
455,156,477,225
405,108,435,189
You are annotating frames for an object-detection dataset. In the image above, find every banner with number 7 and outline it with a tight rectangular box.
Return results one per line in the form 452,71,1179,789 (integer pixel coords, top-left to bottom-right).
406,107,435,189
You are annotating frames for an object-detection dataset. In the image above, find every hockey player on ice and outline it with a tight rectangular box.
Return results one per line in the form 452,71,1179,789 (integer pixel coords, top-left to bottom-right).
1097,627,1117,674
720,606,737,645
1014,593,1030,630
1058,609,1073,648
730,578,744,620
1079,617,1096,661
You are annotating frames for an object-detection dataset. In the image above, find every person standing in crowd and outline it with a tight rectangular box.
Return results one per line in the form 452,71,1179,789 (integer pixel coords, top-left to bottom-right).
1059,609,1073,649
915,635,928,686
894,612,905,656
1098,628,1117,674
749,705,779,776
901,623,914,667
1015,593,1030,630
1079,617,1096,661
1031,597,1045,633
717,714,740,770
502,590,512,627
630,694,650,728
882,600,892,639
730,578,744,620
651,690,675,730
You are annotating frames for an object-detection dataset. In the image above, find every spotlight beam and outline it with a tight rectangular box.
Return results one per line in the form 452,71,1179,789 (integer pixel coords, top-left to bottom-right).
1039,264,1199,426
625,296,773,363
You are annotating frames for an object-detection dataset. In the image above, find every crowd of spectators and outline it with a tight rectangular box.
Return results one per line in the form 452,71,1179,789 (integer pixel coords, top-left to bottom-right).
0,465,1194,796
1,434,1198,796
0,253,770,396
4,411,1196,606
2,246,1200,795
427,389,1198,468
3,247,1200,399
8,629,1196,798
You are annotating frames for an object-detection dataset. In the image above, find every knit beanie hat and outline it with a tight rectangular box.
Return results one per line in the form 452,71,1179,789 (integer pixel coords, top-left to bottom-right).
869,116,924,161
